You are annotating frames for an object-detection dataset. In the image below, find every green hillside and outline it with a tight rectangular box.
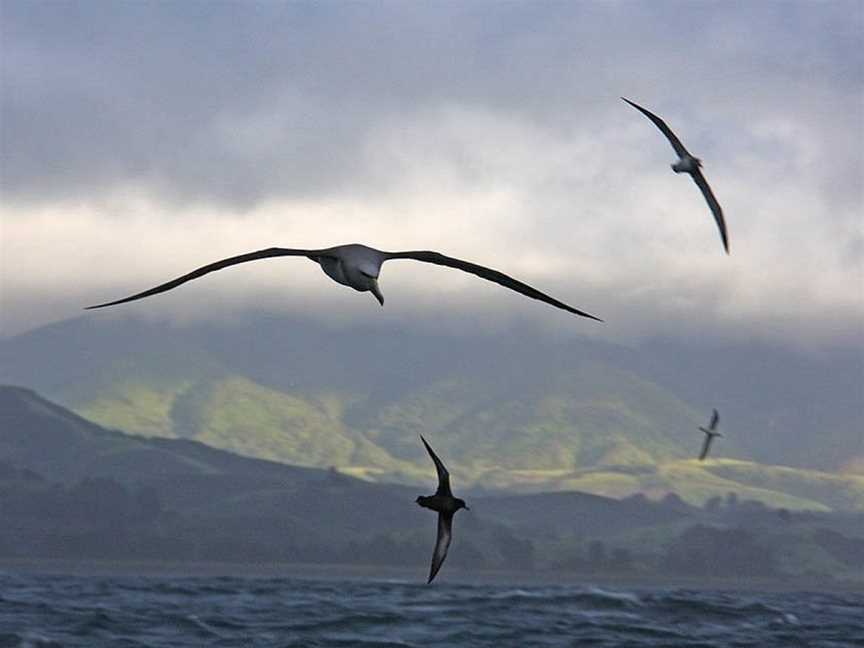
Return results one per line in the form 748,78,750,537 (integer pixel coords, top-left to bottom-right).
2,316,862,511
53,359,864,511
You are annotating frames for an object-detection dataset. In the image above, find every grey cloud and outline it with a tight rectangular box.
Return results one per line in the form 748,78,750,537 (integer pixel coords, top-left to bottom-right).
1,1,862,344
2,1,861,208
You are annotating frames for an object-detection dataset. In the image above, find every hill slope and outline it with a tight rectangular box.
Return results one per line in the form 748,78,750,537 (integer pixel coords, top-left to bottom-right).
1,315,861,508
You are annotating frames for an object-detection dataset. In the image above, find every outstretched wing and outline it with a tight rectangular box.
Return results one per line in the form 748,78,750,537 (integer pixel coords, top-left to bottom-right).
691,170,729,254
420,435,451,497
428,512,454,584
621,97,691,159
85,247,331,309
708,408,720,431
698,433,714,461
384,250,602,322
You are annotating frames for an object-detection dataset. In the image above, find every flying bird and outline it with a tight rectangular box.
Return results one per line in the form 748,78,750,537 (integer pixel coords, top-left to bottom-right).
416,435,469,584
622,97,730,254
84,243,601,321
698,408,723,461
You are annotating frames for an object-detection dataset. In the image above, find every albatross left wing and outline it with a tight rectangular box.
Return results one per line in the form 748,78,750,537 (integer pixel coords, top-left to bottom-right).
421,435,452,497
691,171,729,254
384,250,602,322
708,408,720,432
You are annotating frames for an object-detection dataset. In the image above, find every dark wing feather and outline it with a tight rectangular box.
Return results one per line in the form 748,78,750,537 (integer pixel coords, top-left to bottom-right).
709,408,720,431
85,247,329,309
428,512,454,584
691,170,729,254
420,435,451,497
699,433,714,461
621,97,691,158
384,251,602,322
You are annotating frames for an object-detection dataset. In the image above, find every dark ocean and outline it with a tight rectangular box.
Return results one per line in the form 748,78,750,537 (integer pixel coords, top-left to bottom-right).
0,572,862,647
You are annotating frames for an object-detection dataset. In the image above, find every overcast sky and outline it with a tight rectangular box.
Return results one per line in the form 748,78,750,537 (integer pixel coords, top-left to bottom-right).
2,1,862,347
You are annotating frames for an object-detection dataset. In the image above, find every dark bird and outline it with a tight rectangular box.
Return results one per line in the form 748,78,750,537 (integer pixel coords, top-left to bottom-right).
416,435,468,584
85,243,601,321
698,408,723,461
622,97,730,254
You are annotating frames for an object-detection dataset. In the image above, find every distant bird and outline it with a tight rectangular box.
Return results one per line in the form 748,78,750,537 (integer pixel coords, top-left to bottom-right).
85,243,601,321
416,435,469,584
621,97,729,254
698,408,723,461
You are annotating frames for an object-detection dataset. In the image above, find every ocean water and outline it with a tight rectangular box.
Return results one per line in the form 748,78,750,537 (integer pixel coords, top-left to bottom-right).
0,572,862,647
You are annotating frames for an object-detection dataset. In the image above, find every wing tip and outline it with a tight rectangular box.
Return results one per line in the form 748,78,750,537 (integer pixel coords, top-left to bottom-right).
575,309,604,323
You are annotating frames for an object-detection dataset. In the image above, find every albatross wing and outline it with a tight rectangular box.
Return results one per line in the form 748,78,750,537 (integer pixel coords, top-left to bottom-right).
709,408,720,431
384,250,602,322
698,433,714,461
428,513,454,584
421,435,452,497
691,171,729,254
621,97,691,159
85,247,331,309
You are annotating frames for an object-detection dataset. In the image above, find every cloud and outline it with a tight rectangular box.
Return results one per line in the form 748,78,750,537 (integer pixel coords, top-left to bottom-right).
1,1,862,345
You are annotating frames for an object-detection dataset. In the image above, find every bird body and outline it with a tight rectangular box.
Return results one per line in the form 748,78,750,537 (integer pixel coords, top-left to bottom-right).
417,435,468,584
416,494,466,516
313,244,385,303
622,97,729,254
671,155,701,175
86,243,601,321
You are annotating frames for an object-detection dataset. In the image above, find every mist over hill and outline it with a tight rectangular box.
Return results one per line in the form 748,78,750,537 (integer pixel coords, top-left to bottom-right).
0,314,861,507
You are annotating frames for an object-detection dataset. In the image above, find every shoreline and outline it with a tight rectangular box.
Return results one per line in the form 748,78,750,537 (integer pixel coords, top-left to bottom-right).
1,558,860,594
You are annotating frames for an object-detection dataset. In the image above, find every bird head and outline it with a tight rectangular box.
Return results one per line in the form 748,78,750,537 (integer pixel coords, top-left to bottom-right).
357,262,383,306
456,498,469,511
367,276,384,306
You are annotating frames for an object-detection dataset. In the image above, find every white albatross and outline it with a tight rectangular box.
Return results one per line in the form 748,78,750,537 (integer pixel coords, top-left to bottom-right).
85,243,602,321
622,97,730,254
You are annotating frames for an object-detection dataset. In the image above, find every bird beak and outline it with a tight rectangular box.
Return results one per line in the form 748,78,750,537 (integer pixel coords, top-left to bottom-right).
369,278,384,306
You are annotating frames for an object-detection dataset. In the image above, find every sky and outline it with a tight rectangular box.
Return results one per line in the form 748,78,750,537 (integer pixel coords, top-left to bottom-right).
2,1,862,348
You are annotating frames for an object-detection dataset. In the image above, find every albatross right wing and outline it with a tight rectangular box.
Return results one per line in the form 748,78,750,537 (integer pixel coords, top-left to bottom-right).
428,512,454,584
621,97,691,159
85,247,333,309
698,433,714,461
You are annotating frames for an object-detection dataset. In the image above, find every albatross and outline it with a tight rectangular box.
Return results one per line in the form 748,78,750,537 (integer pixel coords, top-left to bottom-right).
698,408,723,461
416,435,468,584
622,97,730,254
85,243,602,321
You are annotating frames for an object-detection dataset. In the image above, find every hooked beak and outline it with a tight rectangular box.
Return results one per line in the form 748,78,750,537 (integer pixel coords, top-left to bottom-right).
369,278,384,306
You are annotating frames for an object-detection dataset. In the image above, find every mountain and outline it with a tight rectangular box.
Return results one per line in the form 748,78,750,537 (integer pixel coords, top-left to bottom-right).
1,386,861,585
0,385,678,571
1,314,861,507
